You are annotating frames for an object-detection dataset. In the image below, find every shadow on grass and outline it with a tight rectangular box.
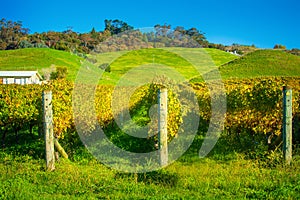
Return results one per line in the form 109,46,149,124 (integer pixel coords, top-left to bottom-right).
177,131,268,164
1,128,45,160
114,170,179,187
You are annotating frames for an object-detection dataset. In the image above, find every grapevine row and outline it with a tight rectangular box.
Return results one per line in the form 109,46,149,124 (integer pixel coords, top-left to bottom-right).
1,77,300,147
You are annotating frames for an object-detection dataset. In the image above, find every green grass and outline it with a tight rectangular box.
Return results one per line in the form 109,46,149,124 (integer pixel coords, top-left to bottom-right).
95,48,238,85
220,49,300,79
0,48,82,80
0,48,236,84
2,48,300,84
0,131,299,199
1,148,299,199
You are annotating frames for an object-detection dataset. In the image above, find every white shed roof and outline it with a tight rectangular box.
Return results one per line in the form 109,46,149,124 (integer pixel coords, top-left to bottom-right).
0,71,42,79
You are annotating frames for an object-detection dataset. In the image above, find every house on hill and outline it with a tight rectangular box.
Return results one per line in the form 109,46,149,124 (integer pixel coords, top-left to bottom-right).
0,71,43,85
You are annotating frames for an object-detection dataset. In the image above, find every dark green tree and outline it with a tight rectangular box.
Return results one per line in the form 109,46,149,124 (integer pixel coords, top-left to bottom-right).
186,27,208,47
104,19,134,35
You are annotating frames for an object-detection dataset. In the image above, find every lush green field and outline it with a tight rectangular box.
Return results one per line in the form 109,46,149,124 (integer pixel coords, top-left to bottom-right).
0,48,82,80
93,47,238,84
220,50,300,79
0,47,237,84
1,132,299,199
2,48,300,85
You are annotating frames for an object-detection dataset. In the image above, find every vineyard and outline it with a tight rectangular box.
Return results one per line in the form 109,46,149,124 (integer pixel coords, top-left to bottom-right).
1,78,300,155
1,47,300,198
1,76,300,198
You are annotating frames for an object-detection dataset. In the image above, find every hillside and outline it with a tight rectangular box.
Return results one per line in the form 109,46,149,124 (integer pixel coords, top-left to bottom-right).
0,48,82,80
0,48,236,83
219,50,300,79
2,48,300,84
95,48,238,84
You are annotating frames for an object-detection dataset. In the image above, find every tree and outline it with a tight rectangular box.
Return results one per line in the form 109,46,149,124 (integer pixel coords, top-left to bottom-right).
79,33,92,48
104,19,134,35
18,40,33,48
0,18,29,50
186,27,208,47
90,27,98,39
154,24,171,37
274,44,286,50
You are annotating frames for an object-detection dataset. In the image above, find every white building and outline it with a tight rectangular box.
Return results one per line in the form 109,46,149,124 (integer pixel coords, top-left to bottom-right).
0,71,43,85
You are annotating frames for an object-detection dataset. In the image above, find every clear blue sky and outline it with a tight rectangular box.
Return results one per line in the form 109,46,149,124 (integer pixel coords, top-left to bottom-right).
2,0,300,49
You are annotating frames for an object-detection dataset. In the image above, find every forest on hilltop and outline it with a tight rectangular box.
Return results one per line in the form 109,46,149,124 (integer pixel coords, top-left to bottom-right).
0,18,210,54
1,18,299,56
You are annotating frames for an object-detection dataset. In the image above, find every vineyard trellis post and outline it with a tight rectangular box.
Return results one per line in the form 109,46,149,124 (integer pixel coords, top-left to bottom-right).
282,86,292,165
158,88,168,166
42,91,55,171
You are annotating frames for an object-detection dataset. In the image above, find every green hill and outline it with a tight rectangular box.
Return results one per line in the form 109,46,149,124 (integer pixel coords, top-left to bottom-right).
0,48,236,83
0,47,250,84
220,50,300,79
0,48,82,80
95,48,238,84
1,48,300,84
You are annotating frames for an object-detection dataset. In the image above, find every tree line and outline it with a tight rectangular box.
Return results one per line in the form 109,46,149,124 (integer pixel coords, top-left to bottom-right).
1,18,299,55
0,18,211,54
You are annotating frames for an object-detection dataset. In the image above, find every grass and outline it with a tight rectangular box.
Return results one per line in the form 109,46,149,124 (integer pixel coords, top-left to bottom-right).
95,48,238,85
0,47,236,84
220,49,300,79
0,48,82,80
2,48,300,84
1,157,299,199
0,131,299,199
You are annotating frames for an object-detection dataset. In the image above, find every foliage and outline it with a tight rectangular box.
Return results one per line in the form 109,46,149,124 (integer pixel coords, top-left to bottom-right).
0,18,217,54
274,44,287,50
104,19,134,35
50,66,68,80
0,18,29,50
1,77,300,153
0,80,73,146
286,48,300,56
224,43,257,55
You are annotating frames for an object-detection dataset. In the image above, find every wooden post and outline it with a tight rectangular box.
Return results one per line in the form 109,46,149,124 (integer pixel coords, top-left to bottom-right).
158,88,168,166
283,86,292,165
43,91,55,171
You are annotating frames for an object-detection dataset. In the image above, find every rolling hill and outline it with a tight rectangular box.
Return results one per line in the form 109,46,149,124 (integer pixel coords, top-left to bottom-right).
0,48,82,80
0,48,237,84
1,48,299,84
219,50,300,79
94,47,238,84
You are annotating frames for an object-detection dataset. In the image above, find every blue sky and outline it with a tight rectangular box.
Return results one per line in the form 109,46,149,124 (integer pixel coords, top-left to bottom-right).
2,0,300,49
